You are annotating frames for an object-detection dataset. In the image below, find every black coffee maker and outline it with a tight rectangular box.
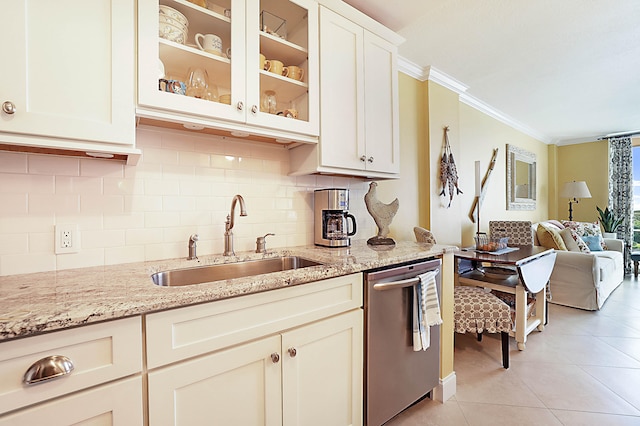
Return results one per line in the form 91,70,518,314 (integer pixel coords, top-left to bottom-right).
314,188,357,247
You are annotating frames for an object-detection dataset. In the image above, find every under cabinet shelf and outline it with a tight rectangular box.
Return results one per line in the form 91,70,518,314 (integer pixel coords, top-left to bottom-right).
260,31,308,66
159,39,231,84
260,70,307,101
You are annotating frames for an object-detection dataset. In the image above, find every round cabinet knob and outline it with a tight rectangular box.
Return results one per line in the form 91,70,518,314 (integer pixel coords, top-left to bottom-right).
237,101,244,111
288,347,297,358
367,156,374,163
270,352,280,363
251,105,258,114
360,156,366,162
2,101,16,115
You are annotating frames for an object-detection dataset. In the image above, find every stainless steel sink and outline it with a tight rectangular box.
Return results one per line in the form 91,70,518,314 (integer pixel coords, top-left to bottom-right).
151,256,323,286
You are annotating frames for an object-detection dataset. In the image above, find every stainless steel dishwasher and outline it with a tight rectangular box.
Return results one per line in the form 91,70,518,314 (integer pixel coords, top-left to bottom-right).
364,258,441,426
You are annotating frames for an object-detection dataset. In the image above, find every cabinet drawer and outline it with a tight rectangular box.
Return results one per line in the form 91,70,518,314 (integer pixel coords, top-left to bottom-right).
146,273,363,368
0,376,143,425
0,317,142,414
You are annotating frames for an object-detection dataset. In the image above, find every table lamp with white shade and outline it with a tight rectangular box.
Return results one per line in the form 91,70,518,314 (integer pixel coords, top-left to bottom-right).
559,181,592,221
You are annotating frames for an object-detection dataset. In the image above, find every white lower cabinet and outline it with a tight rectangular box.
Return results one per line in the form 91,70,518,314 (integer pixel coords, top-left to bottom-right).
0,317,143,424
281,310,362,426
149,310,362,426
145,273,364,426
0,376,143,426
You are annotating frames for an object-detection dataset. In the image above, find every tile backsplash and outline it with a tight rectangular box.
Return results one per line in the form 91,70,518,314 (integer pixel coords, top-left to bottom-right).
0,127,376,276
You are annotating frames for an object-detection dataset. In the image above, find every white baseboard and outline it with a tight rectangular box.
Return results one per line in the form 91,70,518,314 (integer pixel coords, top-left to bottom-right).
432,372,456,402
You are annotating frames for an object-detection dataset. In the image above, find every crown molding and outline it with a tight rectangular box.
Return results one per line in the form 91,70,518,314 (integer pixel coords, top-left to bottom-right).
398,57,552,144
397,57,427,81
459,94,552,144
424,66,469,94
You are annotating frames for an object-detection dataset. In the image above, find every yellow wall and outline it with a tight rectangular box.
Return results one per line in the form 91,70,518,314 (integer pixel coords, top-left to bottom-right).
556,141,609,222
426,81,463,246
376,73,426,241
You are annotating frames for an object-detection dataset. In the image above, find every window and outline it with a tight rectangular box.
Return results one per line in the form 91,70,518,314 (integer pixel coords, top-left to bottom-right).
633,146,640,249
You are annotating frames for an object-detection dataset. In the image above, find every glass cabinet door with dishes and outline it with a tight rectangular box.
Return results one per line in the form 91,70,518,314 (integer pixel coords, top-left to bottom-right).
137,0,318,138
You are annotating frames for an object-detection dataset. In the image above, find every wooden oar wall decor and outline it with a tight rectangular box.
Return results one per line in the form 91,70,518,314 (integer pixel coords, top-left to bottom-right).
469,147,499,223
439,126,463,208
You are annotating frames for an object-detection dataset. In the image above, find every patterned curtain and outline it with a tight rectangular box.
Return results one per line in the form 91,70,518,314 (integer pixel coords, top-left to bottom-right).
608,136,633,274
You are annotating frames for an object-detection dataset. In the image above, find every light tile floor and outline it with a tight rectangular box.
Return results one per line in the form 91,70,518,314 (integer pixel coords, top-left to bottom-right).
387,277,640,425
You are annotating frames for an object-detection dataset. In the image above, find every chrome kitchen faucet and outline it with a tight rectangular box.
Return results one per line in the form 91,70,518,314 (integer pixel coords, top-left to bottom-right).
224,195,247,256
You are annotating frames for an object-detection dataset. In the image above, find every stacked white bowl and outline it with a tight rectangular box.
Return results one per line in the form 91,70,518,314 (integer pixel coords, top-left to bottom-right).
159,6,189,44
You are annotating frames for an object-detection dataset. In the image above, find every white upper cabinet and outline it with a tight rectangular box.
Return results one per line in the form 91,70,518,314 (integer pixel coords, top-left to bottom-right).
362,31,399,174
0,0,139,163
289,5,401,178
137,0,319,142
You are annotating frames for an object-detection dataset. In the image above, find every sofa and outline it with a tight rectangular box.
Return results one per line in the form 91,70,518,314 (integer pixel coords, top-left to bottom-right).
532,221,624,311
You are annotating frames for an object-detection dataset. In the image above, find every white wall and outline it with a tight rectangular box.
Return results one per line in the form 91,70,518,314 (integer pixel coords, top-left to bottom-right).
0,127,377,276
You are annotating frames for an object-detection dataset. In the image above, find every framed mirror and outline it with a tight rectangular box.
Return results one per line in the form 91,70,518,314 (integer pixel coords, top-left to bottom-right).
506,144,536,210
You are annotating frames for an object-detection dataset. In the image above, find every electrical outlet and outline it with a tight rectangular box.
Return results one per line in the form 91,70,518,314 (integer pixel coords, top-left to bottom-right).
55,225,80,254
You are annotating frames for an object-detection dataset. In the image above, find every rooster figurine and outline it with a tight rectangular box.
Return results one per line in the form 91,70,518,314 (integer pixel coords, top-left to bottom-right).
364,182,399,245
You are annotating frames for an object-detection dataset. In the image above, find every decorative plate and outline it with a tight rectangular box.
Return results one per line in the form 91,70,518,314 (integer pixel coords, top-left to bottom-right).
482,266,517,280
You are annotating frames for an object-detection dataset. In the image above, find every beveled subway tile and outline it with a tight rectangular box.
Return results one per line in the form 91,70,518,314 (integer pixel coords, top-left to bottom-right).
29,155,79,176
0,152,27,173
29,194,80,214
79,158,123,178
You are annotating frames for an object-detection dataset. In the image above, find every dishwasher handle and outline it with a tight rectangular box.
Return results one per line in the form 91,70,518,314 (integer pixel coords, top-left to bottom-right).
373,277,419,291
372,269,439,291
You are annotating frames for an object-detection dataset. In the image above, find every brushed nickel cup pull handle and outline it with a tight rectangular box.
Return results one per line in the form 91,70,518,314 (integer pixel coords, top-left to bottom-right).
288,347,297,358
2,101,16,115
23,355,74,385
271,352,280,363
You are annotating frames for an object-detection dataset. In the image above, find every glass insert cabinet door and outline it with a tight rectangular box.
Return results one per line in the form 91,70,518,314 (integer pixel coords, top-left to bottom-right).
137,0,318,137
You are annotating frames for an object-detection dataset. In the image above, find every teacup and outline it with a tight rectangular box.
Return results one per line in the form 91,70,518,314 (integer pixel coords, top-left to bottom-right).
159,79,186,95
195,33,223,56
264,59,284,75
278,108,298,119
283,66,304,81
259,54,266,70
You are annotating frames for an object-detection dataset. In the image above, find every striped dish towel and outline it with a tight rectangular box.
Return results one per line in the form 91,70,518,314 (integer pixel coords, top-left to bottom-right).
413,270,442,351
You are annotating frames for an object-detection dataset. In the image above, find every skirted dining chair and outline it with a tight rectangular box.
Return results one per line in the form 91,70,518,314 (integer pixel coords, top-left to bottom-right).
488,220,547,324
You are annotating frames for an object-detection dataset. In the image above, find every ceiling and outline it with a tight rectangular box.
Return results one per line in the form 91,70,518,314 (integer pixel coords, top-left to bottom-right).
343,0,640,145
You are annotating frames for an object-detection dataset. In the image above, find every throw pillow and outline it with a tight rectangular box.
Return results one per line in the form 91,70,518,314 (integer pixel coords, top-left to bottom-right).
561,220,607,250
581,235,603,251
559,228,581,252
546,220,565,230
536,223,567,250
569,228,591,253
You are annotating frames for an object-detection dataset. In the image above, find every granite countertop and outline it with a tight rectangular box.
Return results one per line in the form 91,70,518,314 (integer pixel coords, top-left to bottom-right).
0,240,453,342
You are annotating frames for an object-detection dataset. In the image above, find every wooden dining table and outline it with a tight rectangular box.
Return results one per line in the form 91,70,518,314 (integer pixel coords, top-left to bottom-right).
454,246,557,350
